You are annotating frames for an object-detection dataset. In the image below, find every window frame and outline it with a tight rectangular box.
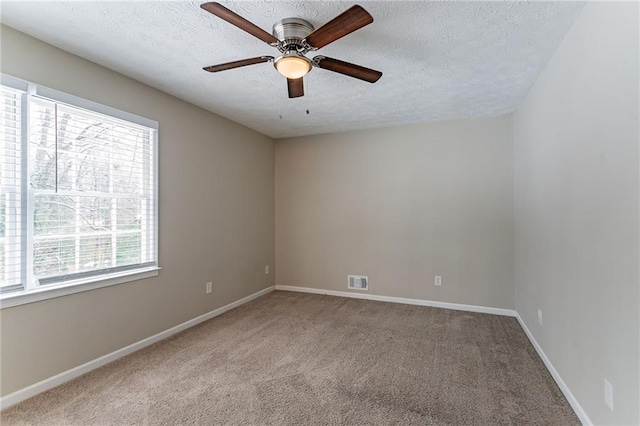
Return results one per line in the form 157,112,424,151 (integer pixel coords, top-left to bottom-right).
0,74,160,309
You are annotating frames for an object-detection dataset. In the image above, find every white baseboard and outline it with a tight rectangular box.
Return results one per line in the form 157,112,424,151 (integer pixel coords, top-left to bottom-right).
275,285,517,317
275,285,590,425
1,284,591,426
0,285,275,410
515,313,592,425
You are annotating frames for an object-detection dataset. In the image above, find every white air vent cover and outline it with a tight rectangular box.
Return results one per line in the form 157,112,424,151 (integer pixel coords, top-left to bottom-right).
348,275,368,291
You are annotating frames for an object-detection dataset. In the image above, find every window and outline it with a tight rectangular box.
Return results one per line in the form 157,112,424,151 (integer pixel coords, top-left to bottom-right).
0,75,158,306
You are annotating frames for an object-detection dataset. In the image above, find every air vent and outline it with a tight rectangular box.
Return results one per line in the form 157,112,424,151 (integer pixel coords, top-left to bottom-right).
348,275,368,291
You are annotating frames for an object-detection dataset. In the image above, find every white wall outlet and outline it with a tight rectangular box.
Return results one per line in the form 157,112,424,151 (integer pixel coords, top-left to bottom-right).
434,275,442,286
537,308,542,325
604,378,614,411
206,282,213,294
264,265,270,275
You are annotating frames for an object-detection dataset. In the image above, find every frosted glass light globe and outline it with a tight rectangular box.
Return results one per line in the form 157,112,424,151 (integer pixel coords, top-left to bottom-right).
275,55,311,79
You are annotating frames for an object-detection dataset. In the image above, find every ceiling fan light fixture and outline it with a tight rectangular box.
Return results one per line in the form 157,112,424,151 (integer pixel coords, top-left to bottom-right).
274,52,311,79
201,3,382,98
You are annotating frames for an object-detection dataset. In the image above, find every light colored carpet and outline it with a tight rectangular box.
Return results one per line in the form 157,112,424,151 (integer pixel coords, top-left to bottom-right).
2,291,579,425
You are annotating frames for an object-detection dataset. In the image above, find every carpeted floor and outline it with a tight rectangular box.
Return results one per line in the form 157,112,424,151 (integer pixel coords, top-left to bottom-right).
2,291,579,425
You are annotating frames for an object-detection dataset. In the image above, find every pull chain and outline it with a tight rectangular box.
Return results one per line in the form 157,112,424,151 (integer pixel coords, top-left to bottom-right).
305,75,310,116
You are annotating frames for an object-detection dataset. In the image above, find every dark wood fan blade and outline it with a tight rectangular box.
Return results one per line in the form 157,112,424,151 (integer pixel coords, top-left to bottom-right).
203,56,273,72
304,5,373,49
201,2,279,45
287,78,304,98
313,56,382,83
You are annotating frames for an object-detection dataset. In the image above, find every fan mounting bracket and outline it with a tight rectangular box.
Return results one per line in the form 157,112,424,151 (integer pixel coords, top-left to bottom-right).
272,18,315,54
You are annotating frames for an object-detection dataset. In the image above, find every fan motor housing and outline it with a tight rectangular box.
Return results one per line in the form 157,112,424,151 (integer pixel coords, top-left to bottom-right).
273,18,314,50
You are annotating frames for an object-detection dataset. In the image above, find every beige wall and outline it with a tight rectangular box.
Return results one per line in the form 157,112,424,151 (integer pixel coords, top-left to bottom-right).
3,5,638,423
276,117,514,309
513,2,639,424
0,26,275,396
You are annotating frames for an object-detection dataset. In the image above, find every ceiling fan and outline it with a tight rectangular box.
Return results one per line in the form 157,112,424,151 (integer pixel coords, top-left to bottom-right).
200,2,383,98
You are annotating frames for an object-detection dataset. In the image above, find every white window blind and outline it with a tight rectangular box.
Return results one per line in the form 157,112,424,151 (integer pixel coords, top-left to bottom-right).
30,97,157,285
0,77,158,297
0,86,23,292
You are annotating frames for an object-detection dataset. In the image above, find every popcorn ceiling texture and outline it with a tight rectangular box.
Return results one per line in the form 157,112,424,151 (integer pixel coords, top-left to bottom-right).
1,1,583,138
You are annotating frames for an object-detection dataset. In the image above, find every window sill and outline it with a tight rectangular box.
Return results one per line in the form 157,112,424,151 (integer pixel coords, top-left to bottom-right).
0,266,161,309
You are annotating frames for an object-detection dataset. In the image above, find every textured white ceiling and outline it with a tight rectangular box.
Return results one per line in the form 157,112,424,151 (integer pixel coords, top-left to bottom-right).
1,1,583,138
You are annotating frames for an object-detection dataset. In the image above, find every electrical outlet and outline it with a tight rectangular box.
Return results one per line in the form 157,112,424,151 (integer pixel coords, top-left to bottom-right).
435,276,442,286
604,378,614,411
265,265,270,275
206,282,213,294
538,309,542,325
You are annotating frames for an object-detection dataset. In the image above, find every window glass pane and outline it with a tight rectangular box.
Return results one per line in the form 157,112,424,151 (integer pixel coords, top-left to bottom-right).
29,99,56,191
29,97,156,285
116,233,141,266
116,197,142,231
34,235,117,280
33,194,151,281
